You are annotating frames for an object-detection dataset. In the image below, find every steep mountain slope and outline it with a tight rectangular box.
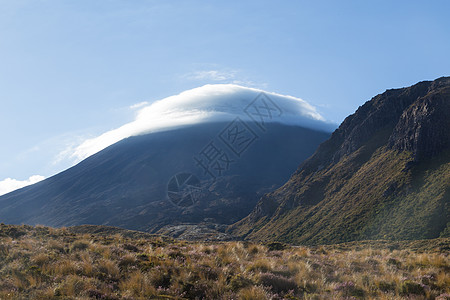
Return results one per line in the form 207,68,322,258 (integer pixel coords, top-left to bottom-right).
0,86,332,233
230,77,450,245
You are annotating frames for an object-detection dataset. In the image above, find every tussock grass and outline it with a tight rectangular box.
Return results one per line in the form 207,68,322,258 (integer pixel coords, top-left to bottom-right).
0,224,448,299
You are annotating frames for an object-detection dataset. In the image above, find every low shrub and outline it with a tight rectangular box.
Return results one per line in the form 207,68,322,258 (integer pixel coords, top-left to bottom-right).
400,280,425,296
70,240,89,252
266,242,287,251
230,274,253,291
259,273,298,294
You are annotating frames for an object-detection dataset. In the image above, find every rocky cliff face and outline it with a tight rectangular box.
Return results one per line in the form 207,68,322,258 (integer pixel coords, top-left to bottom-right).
230,77,450,244
300,78,450,173
389,85,450,161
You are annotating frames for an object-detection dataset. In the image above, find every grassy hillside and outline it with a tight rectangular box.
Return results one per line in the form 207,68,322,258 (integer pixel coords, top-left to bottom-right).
232,146,449,245
229,78,450,245
0,224,449,299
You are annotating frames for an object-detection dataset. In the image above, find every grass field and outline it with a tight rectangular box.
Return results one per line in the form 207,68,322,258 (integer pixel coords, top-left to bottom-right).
0,224,449,299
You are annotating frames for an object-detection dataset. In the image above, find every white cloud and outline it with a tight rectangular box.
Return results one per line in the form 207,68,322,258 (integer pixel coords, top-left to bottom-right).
185,70,237,81
130,101,149,110
62,84,335,162
0,175,45,196
183,69,267,88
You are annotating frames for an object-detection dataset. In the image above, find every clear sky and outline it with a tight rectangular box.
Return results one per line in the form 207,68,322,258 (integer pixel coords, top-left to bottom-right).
0,0,449,193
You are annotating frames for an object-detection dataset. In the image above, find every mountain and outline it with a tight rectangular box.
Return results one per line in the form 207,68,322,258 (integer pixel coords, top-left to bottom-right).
0,85,332,235
230,77,450,245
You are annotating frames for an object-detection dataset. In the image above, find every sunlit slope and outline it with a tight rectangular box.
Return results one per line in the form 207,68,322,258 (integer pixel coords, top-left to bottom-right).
230,77,450,245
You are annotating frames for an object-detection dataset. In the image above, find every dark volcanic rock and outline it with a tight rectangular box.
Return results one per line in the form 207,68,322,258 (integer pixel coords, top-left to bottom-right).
389,85,450,161
156,223,234,241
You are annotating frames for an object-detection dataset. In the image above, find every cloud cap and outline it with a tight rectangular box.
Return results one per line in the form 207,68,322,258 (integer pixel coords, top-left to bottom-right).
73,84,335,160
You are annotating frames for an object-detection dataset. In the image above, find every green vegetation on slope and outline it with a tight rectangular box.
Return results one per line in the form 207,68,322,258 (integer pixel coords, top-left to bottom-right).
232,145,449,245
230,78,450,246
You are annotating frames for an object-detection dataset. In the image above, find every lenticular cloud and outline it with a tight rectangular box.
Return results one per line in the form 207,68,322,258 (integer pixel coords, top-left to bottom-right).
72,84,334,160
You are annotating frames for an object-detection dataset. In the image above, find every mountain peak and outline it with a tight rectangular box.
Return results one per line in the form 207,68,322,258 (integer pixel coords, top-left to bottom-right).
74,84,335,160
295,77,450,173
388,82,450,161
230,77,450,245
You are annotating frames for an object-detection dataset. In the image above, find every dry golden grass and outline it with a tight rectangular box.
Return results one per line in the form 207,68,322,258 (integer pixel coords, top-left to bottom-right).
0,224,448,299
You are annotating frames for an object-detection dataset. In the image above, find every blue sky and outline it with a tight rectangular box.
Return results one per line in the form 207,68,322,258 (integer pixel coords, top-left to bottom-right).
0,0,449,193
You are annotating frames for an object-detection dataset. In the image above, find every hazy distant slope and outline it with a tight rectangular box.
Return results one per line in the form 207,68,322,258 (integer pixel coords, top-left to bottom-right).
0,100,331,231
0,85,335,232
